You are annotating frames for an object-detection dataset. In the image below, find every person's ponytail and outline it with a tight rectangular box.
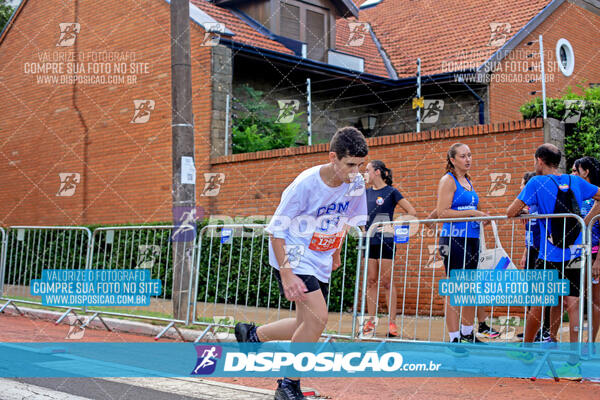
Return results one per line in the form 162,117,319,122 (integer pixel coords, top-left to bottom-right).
370,160,393,186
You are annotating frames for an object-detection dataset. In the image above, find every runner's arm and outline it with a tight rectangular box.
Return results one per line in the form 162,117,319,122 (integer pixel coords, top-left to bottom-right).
584,188,600,225
506,199,527,218
331,224,352,271
397,198,416,217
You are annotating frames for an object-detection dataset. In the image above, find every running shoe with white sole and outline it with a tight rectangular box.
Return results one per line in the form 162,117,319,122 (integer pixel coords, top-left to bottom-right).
274,379,306,400
477,322,500,338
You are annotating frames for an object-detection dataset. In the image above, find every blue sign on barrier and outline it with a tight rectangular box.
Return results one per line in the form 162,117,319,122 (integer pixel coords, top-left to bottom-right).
394,225,409,243
221,228,233,244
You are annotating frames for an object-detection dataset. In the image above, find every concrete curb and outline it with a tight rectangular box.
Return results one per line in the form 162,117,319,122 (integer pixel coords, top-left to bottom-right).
0,305,236,342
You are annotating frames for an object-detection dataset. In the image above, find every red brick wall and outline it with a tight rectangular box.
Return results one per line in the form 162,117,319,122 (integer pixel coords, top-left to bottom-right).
0,0,212,226
490,1,600,123
0,1,550,317
212,119,545,315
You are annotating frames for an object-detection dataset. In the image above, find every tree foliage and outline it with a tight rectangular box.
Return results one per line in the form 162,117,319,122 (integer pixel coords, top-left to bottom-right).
0,0,14,34
520,85,600,167
231,85,306,154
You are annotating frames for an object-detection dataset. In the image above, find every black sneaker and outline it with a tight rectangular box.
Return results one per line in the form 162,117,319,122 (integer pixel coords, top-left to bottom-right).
275,379,305,400
445,337,468,357
235,322,256,343
477,322,500,338
461,333,486,344
534,328,552,342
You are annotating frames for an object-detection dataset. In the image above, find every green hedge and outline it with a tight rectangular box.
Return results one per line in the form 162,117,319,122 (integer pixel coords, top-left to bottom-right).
196,226,360,312
2,222,361,313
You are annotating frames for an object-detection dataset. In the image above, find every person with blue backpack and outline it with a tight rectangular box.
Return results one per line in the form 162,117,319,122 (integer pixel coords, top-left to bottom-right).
507,144,600,375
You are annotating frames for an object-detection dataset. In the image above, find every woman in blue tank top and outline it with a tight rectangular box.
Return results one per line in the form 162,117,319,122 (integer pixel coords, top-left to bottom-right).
437,143,489,348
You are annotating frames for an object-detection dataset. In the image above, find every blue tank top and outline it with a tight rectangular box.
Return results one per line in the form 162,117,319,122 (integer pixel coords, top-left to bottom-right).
440,172,480,238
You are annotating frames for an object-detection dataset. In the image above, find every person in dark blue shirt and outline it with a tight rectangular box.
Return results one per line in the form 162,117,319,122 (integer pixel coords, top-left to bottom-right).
507,144,600,347
363,160,416,338
571,156,600,342
437,143,489,347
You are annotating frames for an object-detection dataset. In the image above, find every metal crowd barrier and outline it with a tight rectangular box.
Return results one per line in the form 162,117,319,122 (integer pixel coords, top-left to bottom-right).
0,226,91,320
87,226,195,340
190,223,364,342
360,214,590,345
0,227,6,298
586,213,600,347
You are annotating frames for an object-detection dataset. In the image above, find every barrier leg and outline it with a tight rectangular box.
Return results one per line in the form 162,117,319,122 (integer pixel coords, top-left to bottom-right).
81,312,111,331
530,351,559,382
194,325,213,343
154,321,185,342
55,308,78,325
0,300,24,315
315,336,333,353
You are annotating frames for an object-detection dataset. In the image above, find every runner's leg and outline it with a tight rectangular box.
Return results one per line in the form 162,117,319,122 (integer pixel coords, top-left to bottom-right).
379,258,397,325
366,258,380,319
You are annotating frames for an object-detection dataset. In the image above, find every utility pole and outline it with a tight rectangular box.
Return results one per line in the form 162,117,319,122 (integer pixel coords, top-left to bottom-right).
306,78,312,145
170,0,195,322
539,35,547,119
527,35,547,119
416,58,421,133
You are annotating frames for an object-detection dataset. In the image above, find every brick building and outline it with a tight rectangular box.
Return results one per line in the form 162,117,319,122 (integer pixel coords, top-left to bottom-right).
0,0,598,225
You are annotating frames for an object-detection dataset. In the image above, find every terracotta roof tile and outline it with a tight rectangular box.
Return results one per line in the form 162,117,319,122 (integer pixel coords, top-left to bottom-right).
191,0,391,77
359,0,553,77
335,16,391,77
190,0,294,54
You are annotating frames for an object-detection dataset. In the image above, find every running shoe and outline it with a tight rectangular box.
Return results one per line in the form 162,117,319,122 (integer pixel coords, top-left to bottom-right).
477,322,500,338
461,333,486,344
516,328,550,341
388,322,398,337
361,320,376,337
275,379,306,400
235,322,257,343
549,362,582,381
445,337,468,357
506,345,536,364
534,328,552,342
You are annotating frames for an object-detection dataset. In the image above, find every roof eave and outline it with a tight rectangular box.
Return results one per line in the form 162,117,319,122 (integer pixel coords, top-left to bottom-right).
164,0,235,36
222,38,467,86
367,23,397,79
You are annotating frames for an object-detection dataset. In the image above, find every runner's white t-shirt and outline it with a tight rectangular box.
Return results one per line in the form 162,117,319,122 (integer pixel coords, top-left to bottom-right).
265,165,368,282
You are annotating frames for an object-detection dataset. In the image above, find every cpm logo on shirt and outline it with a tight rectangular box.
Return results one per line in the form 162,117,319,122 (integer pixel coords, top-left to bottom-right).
316,201,349,217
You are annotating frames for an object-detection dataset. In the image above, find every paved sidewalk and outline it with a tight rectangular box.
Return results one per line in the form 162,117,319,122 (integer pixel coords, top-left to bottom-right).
2,311,600,399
